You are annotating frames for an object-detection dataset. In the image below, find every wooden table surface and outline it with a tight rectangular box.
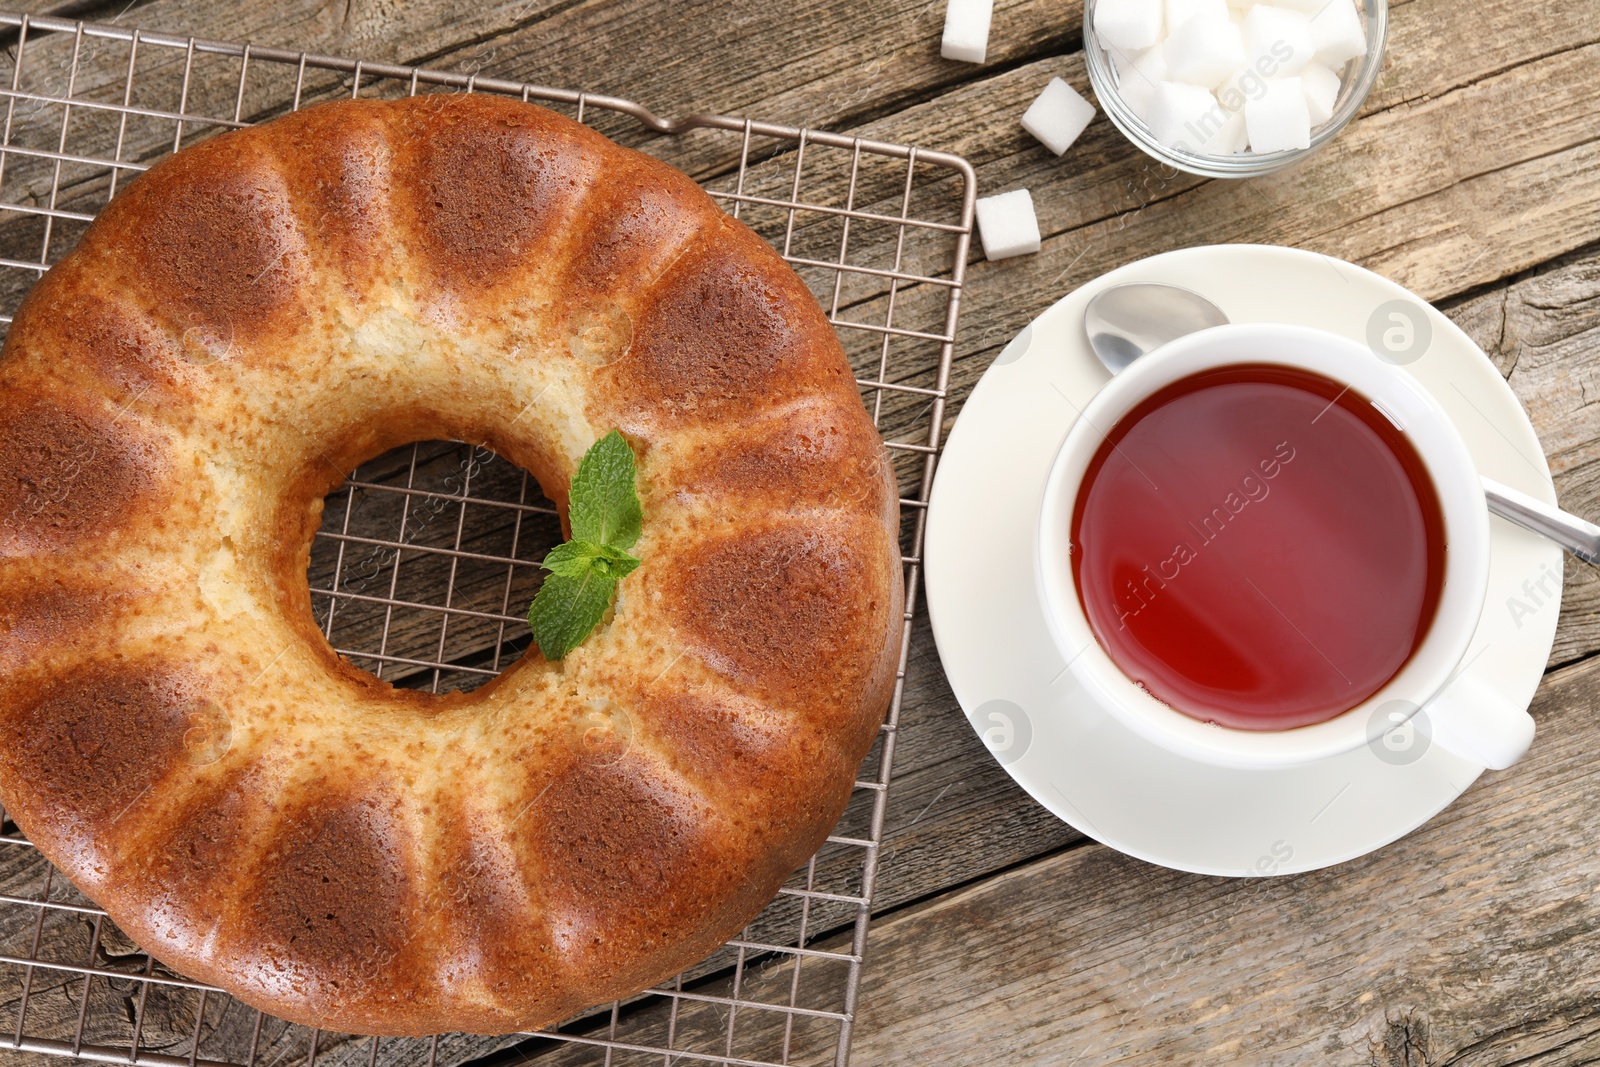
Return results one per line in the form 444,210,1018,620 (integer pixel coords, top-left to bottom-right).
5,0,1600,1064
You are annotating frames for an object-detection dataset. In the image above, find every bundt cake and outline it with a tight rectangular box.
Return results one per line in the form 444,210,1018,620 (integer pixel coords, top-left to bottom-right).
0,94,902,1036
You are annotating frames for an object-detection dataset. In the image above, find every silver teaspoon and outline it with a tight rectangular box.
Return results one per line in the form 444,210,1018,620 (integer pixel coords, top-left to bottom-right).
1082,281,1600,564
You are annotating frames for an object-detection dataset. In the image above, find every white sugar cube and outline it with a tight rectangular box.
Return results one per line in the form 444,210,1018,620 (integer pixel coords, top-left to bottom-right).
1245,75,1312,152
1301,61,1342,126
1164,0,1227,31
1148,80,1235,153
1164,13,1246,86
1021,78,1098,155
1310,0,1368,67
1113,45,1168,119
1215,65,1268,112
941,0,995,63
975,189,1041,260
1094,0,1165,54
1212,107,1248,153
1105,0,1356,158
1184,103,1247,153
1242,5,1314,76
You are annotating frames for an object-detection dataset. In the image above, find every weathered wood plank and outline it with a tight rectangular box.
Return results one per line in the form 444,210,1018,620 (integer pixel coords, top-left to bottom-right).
716,0,1600,464
0,0,1079,228
366,0,1081,176
842,649,1600,1066
1364,0,1599,116
1441,249,1600,669
744,0,1600,314
829,32,1600,345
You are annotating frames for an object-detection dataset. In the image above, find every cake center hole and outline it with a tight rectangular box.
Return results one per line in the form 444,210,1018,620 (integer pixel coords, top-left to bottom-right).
306,441,563,695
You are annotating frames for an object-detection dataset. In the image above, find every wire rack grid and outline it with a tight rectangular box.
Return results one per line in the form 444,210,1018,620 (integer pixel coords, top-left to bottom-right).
0,12,975,1067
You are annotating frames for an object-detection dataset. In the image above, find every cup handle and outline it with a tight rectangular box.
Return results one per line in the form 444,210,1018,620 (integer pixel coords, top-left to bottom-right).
1423,674,1535,770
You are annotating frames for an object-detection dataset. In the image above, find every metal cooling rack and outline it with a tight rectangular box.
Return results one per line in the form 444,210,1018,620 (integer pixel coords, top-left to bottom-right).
0,12,975,1067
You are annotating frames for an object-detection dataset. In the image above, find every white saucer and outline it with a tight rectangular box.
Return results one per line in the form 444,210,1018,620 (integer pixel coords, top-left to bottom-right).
925,245,1563,877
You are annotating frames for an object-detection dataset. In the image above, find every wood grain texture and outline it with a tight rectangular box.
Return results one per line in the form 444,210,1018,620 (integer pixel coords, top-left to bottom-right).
1443,248,1600,671
0,0,1082,216
845,650,1600,1066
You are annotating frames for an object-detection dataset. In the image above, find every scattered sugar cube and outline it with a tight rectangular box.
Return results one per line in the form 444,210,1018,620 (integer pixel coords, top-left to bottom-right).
1244,75,1312,152
1164,12,1246,86
1022,77,1098,155
1164,0,1228,31
1300,61,1342,126
1114,45,1169,119
1268,0,1331,12
1094,0,1165,55
1242,5,1315,76
975,189,1042,260
941,0,995,63
1148,80,1234,153
1310,0,1368,67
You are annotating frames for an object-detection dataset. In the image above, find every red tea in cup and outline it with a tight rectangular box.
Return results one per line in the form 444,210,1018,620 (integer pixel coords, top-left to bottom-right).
1069,363,1445,731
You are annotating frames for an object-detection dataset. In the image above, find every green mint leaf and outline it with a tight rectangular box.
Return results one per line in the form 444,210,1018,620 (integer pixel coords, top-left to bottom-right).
589,542,641,580
525,430,645,660
541,539,605,579
541,539,641,581
528,569,618,661
568,430,643,550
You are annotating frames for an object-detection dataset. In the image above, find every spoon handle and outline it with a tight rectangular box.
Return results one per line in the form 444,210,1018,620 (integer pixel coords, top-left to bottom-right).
1483,477,1600,565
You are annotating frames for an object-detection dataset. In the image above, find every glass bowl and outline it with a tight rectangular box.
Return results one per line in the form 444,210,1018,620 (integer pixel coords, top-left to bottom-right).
1083,0,1389,178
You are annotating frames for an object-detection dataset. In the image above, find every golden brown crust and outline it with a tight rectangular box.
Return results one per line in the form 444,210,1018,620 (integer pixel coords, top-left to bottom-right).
0,662,195,857
664,516,899,727
595,217,858,430
3,273,194,410
386,95,608,331
661,397,899,529
269,100,397,285
228,790,430,1029
90,131,316,345
114,760,285,969
0,94,902,1037
0,386,171,557
0,580,163,681
425,801,573,1032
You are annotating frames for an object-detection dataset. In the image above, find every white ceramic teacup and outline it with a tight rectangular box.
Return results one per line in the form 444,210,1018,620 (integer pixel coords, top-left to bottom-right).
1036,323,1535,771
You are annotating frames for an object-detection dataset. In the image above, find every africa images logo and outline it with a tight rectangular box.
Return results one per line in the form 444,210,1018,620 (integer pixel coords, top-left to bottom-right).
971,699,1033,767
1112,442,1296,628
1366,699,1431,766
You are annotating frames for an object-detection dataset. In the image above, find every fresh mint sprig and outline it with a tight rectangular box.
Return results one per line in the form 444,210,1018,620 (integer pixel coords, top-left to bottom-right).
528,430,642,660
